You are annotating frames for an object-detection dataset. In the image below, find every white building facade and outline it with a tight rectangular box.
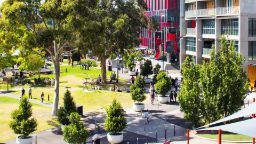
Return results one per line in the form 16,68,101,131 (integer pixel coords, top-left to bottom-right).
180,0,256,74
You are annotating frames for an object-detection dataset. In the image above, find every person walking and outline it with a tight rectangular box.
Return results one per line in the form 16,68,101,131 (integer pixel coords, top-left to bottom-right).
28,87,32,99
150,83,155,105
169,91,174,103
21,88,25,98
173,91,177,103
41,92,44,103
131,76,135,84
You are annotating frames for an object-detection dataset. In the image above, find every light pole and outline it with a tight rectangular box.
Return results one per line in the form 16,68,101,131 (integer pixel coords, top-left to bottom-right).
161,14,165,71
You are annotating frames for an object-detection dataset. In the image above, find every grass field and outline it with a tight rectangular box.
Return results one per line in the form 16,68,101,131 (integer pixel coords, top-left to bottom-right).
198,134,253,141
0,96,57,142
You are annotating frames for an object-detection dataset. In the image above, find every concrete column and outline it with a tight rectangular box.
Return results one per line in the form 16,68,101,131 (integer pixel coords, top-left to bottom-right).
215,19,221,52
179,0,186,68
196,20,203,64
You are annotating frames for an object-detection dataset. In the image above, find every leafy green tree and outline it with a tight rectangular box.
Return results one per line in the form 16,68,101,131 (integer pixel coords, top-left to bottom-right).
9,98,37,139
76,0,147,82
178,57,202,127
154,72,171,97
130,86,146,104
17,49,45,77
179,38,248,126
141,60,153,78
200,38,248,123
104,99,127,135
57,90,77,125
134,75,145,89
63,112,89,144
0,0,95,115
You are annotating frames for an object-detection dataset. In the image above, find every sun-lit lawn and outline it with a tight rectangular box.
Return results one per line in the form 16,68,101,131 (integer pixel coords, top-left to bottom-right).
198,134,253,141
73,90,132,112
0,96,57,142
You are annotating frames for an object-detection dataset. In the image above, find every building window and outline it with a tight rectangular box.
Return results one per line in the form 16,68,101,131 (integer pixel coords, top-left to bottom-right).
186,38,196,52
249,18,256,37
249,41,256,60
202,19,215,34
221,19,239,35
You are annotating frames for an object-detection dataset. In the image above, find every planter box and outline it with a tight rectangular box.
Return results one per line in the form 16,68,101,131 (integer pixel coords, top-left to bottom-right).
133,103,145,112
107,133,123,144
158,96,169,103
16,136,33,144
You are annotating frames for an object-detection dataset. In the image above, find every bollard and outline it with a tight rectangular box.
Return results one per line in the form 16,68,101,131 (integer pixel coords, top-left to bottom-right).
156,132,158,142
174,125,176,136
218,129,222,144
253,138,255,144
248,100,250,106
165,129,167,139
35,135,37,144
137,138,139,144
187,129,190,144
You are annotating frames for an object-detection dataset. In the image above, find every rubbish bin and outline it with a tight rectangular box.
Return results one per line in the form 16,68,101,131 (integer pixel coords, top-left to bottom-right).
76,105,83,116
108,66,112,71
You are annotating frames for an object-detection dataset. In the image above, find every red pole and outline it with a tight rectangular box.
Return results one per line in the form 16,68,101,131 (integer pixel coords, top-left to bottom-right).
253,138,255,144
187,129,190,144
218,129,222,144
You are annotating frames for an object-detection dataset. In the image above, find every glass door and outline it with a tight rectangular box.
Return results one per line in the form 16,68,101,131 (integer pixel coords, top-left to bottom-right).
226,0,233,13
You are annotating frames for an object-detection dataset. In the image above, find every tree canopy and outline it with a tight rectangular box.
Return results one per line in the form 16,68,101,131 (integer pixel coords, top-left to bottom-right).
178,37,248,127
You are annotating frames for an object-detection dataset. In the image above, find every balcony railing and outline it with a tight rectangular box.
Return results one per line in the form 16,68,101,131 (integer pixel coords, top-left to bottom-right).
216,6,239,16
197,8,215,17
185,10,196,18
186,28,196,35
185,0,197,3
202,48,212,55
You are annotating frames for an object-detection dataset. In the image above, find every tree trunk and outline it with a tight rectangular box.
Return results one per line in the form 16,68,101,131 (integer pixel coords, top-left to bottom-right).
51,41,60,116
52,59,60,116
100,55,107,83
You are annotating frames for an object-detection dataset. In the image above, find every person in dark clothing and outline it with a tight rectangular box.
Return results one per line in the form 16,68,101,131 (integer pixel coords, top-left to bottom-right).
41,92,44,103
131,76,135,84
173,91,177,103
136,69,139,76
169,91,174,103
21,88,25,98
28,87,32,99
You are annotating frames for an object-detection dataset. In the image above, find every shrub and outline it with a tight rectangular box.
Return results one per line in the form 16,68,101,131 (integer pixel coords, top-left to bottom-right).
63,112,89,144
9,98,37,139
134,75,145,89
80,59,97,67
141,60,153,77
130,85,146,104
154,72,171,97
104,99,127,135
57,90,76,125
153,64,161,84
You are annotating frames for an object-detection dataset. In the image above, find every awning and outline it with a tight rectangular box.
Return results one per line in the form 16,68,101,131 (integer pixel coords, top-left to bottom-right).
198,104,256,129
136,46,148,50
200,118,256,138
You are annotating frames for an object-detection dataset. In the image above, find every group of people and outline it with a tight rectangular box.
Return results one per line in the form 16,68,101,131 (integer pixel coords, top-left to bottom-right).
21,87,48,103
149,77,180,104
81,63,90,70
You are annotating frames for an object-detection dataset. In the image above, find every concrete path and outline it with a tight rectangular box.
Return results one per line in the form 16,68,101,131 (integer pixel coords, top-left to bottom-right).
0,92,52,107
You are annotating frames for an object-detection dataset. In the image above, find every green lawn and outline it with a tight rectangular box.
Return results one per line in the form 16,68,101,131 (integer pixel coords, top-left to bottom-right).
0,96,57,142
198,134,253,141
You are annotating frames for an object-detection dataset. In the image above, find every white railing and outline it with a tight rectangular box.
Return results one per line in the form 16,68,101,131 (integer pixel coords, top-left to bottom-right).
186,28,196,35
185,0,197,3
185,10,196,18
203,48,212,55
197,8,215,17
216,6,239,15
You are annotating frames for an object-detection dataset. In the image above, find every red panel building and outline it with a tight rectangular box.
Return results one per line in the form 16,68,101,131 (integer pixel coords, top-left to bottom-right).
140,0,180,63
